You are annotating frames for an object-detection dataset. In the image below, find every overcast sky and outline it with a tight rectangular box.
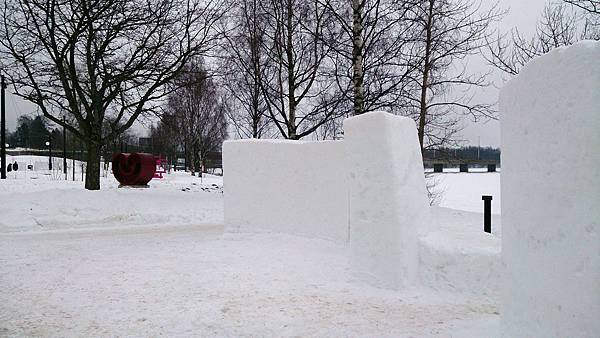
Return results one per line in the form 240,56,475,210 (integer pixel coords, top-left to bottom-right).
3,0,550,147
460,0,548,147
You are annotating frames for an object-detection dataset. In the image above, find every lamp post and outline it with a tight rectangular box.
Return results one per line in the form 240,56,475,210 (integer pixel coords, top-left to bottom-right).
184,141,187,172
1,74,6,180
46,139,52,170
72,137,75,181
62,116,67,179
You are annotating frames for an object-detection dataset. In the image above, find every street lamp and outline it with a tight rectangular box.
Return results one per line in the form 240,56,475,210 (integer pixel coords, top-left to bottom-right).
1,74,6,180
46,139,52,170
62,116,66,179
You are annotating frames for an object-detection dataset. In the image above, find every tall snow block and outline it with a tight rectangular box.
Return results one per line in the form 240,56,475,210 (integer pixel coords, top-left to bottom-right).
223,139,348,243
500,41,600,337
344,112,429,289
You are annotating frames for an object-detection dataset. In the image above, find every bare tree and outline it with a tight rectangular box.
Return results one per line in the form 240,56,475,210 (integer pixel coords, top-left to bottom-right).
167,59,227,175
220,0,273,139
320,0,417,120
149,114,180,169
487,1,599,76
403,0,503,151
564,0,600,14
0,0,224,189
258,0,343,140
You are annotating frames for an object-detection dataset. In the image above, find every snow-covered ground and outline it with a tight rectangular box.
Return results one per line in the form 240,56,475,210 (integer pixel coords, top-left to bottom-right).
433,170,501,214
0,156,501,337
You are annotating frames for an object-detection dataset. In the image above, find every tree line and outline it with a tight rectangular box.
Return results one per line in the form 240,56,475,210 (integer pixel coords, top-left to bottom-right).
423,146,500,161
1,0,598,189
5,115,61,150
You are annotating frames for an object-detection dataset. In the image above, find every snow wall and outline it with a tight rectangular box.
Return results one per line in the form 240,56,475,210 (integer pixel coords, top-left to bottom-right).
223,112,430,289
500,41,600,337
223,139,349,243
345,112,430,289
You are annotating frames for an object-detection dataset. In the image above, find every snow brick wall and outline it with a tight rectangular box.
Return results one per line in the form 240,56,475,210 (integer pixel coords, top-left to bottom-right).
223,139,349,243
345,112,430,289
500,41,600,337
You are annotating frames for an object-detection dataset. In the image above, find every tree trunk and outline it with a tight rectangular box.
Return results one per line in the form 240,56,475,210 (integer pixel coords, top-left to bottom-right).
286,0,298,140
352,0,365,116
418,0,434,152
85,141,101,190
252,93,260,138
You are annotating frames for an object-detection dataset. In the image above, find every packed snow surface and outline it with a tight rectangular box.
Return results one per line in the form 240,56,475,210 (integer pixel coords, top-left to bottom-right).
500,41,600,337
1,157,501,337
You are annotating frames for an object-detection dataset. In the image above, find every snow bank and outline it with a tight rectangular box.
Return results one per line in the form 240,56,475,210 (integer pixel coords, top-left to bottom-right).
419,208,501,301
500,41,600,337
222,139,348,243
0,169,224,233
344,112,429,289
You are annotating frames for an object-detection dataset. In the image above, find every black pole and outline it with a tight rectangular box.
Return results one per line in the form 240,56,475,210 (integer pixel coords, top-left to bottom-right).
81,140,84,182
48,134,53,170
62,116,67,179
482,195,493,233
72,135,75,181
184,142,187,172
1,75,6,180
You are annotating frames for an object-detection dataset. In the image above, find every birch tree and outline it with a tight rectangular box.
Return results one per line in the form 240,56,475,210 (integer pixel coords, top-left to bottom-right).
321,0,417,119
258,0,342,140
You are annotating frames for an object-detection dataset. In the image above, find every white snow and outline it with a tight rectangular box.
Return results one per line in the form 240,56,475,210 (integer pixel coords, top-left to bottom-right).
433,171,501,214
500,41,600,337
0,153,502,336
223,139,348,243
0,156,224,233
0,227,498,337
419,208,501,301
344,112,430,289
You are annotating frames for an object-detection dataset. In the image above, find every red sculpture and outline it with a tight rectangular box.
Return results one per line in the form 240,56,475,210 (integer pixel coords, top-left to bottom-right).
112,153,156,186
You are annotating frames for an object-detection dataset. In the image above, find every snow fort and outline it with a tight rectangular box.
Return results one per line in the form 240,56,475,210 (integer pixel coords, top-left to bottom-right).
223,112,430,289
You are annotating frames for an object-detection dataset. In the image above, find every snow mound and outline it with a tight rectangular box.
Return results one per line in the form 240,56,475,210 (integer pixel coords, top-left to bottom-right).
0,170,224,233
419,208,501,301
